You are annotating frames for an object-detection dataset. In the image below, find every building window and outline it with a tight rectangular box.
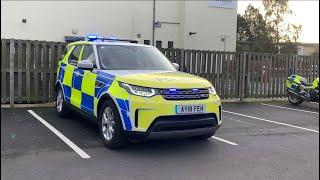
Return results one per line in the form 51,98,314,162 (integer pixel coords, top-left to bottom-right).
144,40,150,45
156,41,162,48
168,41,174,48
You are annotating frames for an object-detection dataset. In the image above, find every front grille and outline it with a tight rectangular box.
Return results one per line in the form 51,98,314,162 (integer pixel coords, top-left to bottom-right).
159,88,209,100
148,113,217,132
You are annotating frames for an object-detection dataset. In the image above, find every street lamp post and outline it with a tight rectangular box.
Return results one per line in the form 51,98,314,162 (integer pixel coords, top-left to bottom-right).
152,0,156,46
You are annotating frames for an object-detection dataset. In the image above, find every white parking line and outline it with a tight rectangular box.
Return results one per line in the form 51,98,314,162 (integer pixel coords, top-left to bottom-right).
223,110,319,134
261,103,319,114
212,136,238,146
27,110,91,159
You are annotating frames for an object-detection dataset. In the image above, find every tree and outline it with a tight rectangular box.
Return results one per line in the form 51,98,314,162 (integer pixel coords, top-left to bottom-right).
237,5,277,53
263,0,292,44
280,24,302,54
236,14,251,42
237,1,302,54
289,24,302,43
263,0,302,52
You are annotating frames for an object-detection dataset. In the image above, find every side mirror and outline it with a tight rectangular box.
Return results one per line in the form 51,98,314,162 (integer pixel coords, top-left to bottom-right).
78,60,93,70
172,63,180,71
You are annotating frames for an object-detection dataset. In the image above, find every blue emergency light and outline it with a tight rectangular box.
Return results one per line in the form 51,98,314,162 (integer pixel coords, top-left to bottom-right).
86,34,103,41
86,34,138,43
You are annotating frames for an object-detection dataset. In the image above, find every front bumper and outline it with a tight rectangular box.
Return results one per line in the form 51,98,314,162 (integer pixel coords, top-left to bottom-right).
148,126,220,139
125,113,221,140
126,126,221,140
127,94,222,133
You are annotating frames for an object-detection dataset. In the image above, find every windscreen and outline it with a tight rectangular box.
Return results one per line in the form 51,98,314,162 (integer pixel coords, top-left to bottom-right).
97,45,176,71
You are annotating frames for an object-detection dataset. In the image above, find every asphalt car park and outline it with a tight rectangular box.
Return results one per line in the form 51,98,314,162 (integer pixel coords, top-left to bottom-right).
1,101,319,180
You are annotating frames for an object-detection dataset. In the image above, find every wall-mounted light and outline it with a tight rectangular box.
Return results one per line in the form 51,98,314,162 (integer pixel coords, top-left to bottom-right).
22,18,27,23
189,32,197,36
72,28,78,34
154,21,161,28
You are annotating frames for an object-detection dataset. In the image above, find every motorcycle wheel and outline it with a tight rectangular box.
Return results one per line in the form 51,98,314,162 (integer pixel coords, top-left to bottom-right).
288,92,303,105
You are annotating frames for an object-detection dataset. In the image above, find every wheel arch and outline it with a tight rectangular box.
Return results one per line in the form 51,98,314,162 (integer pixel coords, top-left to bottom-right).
55,81,67,101
55,81,62,92
97,92,127,130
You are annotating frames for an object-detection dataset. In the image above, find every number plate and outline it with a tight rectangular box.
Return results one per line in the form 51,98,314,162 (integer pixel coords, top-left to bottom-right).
175,105,206,114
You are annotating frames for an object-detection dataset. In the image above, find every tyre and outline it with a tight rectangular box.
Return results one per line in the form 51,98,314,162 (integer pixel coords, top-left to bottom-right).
56,87,69,117
98,100,128,149
196,131,216,140
288,92,303,105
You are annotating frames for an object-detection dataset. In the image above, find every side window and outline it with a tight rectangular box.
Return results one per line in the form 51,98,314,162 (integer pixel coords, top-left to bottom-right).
81,45,96,67
60,46,69,60
68,45,83,65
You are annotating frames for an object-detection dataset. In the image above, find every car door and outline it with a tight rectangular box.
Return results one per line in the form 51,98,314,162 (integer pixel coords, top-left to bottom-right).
74,45,98,114
62,45,82,104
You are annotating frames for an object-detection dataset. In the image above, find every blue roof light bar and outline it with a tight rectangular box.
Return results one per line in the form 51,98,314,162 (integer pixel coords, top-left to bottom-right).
86,34,103,41
86,34,138,43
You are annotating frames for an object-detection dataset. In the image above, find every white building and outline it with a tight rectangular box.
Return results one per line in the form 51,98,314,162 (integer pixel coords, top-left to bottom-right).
1,1,237,51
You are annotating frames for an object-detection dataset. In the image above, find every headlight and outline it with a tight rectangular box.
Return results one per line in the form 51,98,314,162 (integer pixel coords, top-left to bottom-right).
119,82,156,97
208,85,217,95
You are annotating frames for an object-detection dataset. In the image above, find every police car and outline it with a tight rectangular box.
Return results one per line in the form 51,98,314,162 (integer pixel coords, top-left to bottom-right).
55,35,222,149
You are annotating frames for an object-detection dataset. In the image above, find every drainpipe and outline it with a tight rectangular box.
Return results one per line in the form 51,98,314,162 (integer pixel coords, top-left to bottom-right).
152,0,155,46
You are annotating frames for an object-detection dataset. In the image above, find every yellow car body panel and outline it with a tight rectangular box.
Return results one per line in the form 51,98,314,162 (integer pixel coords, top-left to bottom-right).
129,94,221,132
115,71,212,89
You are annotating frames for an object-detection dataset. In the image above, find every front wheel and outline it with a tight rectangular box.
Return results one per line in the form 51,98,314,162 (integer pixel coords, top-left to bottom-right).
98,101,128,149
288,92,303,105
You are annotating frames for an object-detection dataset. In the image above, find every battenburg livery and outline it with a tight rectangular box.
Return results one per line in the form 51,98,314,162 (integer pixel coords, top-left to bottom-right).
55,35,222,149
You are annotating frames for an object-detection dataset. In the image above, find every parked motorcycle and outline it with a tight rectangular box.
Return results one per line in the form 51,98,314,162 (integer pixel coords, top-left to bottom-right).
286,75,319,105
